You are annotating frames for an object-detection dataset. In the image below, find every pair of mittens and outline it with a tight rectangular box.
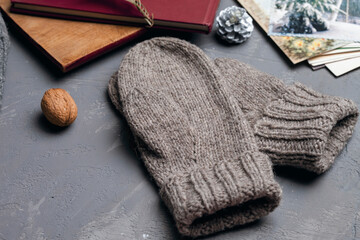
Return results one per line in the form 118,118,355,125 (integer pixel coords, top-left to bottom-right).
108,37,358,237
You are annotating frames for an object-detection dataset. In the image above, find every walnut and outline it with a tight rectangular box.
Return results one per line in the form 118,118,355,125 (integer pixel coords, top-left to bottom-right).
41,88,77,127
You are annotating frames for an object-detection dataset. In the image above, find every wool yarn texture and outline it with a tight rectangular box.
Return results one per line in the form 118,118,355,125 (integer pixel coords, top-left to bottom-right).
0,12,10,109
108,37,282,237
214,58,359,174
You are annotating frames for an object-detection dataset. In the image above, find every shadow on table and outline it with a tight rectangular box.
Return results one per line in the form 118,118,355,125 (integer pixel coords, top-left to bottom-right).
274,165,319,184
36,112,73,134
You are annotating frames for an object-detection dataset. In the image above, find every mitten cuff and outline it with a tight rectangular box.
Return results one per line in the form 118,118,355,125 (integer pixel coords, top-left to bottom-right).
255,83,359,174
160,152,281,237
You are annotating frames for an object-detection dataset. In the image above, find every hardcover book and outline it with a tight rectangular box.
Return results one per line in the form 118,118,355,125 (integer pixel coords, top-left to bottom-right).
10,0,220,33
0,0,145,72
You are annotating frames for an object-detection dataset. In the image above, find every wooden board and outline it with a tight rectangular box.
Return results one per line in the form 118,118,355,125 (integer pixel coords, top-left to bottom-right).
0,0,145,72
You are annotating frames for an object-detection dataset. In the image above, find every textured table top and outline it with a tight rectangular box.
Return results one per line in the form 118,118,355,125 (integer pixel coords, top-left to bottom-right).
1,1,360,239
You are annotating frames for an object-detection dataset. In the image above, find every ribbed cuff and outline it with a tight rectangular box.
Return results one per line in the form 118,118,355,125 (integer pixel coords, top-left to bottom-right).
255,83,359,174
159,152,281,237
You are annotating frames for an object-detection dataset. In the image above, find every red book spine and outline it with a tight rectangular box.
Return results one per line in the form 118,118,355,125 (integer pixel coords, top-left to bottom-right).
10,0,221,33
203,0,221,33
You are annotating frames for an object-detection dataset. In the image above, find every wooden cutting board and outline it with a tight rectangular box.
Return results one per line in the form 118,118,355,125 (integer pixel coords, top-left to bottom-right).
0,0,145,72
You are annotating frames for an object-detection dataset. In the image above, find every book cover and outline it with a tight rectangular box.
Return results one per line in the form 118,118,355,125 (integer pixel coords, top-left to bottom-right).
0,0,145,72
10,0,220,33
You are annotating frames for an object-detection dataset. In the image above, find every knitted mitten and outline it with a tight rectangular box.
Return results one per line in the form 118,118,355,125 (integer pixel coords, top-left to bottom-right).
0,13,10,108
214,58,359,174
108,38,281,237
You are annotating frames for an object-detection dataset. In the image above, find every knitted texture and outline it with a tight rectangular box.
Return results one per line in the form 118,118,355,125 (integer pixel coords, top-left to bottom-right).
0,13,9,109
214,58,359,174
108,37,282,237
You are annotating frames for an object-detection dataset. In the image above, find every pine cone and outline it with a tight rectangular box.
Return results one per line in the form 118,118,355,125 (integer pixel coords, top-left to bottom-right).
216,6,254,44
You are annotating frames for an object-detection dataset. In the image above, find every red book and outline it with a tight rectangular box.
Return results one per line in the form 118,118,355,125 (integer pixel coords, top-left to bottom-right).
10,0,220,33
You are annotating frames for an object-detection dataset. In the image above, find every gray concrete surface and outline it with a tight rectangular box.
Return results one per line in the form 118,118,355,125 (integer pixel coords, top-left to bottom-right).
1,0,360,239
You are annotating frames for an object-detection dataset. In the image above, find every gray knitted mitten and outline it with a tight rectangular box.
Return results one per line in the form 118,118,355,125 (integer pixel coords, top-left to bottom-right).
214,58,359,174
108,38,281,237
0,13,10,108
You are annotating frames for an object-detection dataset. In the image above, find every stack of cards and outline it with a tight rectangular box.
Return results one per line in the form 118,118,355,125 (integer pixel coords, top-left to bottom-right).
237,0,360,77
308,43,360,76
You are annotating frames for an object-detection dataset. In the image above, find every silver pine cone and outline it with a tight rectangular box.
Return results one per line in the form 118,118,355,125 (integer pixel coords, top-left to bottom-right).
216,6,254,44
